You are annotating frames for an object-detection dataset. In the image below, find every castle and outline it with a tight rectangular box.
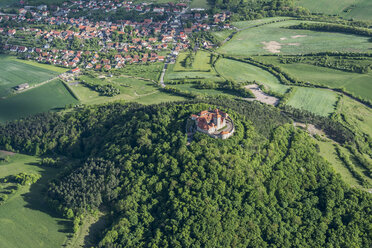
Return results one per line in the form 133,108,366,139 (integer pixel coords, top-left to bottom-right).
190,109,234,139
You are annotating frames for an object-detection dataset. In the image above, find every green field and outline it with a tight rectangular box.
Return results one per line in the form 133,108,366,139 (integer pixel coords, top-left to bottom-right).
190,0,209,9
336,95,372,138
0,80,78,122
278,63,372,102
232,17,293,29
0,56,62,98
286,87,338,116
173,51,213,72
218,20,372,56
69,76,185,105
297,0,372,20
316,140,361,188
0,154,70,248
214,58,289,94
211,30,235,43
171,83,231,96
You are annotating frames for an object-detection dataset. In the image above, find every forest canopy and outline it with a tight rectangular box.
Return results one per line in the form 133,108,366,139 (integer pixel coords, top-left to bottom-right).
0,100,371,247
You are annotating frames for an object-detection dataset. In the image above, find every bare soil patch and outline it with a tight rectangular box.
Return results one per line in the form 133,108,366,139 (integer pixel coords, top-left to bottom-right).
291,35,307,39
245,84,279,106
287,43,300,46
261,41,282,53
280,37,287,40
0,150,15,156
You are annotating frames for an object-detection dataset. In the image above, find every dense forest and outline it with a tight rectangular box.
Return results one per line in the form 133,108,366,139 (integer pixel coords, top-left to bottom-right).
0,99,371,247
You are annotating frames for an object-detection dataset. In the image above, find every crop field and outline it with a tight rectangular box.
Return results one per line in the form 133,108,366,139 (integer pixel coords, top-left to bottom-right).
0,154,69,248
278,63,372,102
297,0,372,20
214,58,289,94
165,63,221,82
0,80,78,122
217,20,372,56
0,56,62,98
69,76,185,105
286,87,338,116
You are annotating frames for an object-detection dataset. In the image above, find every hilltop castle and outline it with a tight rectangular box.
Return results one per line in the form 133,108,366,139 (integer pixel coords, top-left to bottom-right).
190,109,234,139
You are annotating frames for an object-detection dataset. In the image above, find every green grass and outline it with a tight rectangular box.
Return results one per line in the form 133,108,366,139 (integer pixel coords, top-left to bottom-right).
336,95,372,138
211,30,235,43
278,62,372,102
297,0,372,20
0,56,62,98
214,58,289,94
0,80,78,122
119,63,163,81
173,51,213,72
217,20,372,56
165,64,221,82
69,76,186,105
172,83,230,96
0,154,70,248
316,140,361,189
13,58,68,74
232,17,293,29
286,87,338,116
190,0,209,9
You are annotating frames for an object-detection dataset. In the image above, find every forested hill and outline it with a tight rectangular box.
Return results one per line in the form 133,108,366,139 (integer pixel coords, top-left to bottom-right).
0,100,371,247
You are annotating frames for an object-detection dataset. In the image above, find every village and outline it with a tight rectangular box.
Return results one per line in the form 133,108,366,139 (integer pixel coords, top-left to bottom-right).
0,0,231,71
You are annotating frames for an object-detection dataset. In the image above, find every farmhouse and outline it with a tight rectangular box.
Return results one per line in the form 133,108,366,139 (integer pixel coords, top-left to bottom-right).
191,109,235,139
15,83,29,91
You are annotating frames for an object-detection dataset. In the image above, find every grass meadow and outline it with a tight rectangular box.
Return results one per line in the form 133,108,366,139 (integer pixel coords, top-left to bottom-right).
0,56,62,98
286,87,338,116
297,0,372,20
190,0,209,9
214,58,289,94
0,154,70,248
69,76,185,105
0,80,78,122
316,140,362,189
232,17,293,29
218,20,372,56
165,51,221,81
278,63,372,102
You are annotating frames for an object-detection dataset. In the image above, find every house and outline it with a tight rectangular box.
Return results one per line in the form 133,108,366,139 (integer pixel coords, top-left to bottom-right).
15,83,29,91
70,67,80,74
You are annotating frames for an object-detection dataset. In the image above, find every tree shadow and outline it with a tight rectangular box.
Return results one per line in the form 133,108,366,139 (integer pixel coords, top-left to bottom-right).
21,161,72,234
83,213,110,247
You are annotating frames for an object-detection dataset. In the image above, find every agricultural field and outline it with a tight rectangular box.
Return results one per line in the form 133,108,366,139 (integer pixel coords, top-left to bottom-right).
218,20,372,56
232,17,293,29
286,87,338,116
278,63,372,102
0,80,78,122
297,0,372,20
214,58,289,94
0,56,63,98
69,75,185,105
0,154,70,248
